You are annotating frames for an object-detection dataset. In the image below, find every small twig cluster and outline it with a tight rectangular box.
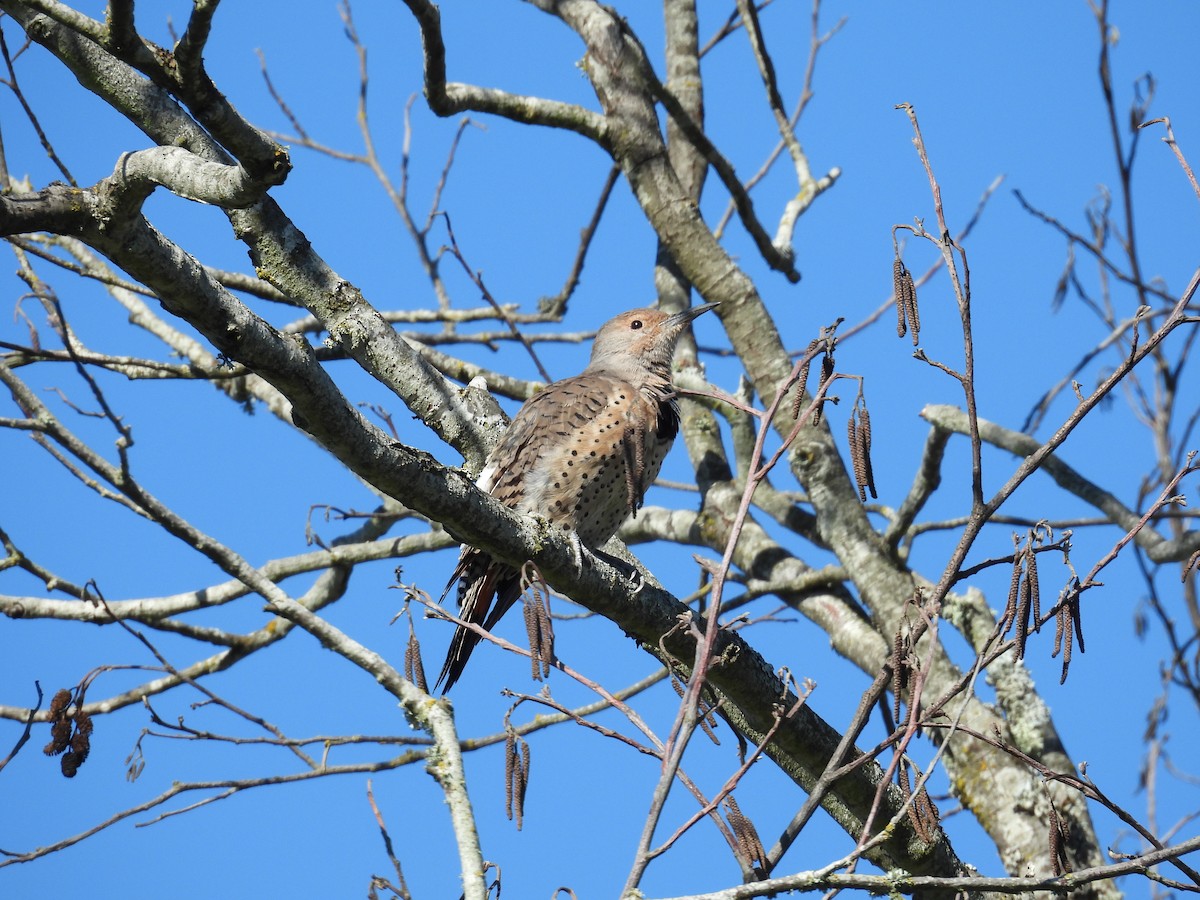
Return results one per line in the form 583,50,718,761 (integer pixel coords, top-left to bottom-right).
366,779,411,900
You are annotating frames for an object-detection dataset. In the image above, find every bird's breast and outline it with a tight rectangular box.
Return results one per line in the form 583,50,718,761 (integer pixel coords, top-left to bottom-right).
504,379,673,548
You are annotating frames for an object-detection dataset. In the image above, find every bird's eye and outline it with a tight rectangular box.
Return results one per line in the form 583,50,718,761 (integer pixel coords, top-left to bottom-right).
630,320,643,330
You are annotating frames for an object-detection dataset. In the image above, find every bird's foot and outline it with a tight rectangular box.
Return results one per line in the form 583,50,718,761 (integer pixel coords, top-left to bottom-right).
567,530,585,575
625,566,646,595
587,546,648,595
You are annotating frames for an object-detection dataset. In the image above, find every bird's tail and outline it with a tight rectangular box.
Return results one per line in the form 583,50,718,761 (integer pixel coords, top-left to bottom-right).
436,549,521,692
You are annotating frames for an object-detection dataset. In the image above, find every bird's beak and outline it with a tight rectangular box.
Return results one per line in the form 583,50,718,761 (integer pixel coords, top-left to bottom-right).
666,302,719,329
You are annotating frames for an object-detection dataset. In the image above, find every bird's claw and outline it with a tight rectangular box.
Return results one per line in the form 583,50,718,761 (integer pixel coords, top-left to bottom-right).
626,567,646,595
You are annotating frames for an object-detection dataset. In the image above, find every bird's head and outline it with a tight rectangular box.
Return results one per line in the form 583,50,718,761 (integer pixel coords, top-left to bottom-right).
586,303,719,378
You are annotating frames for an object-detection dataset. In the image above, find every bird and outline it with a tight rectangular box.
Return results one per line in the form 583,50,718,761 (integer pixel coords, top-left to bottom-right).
436,302,718,691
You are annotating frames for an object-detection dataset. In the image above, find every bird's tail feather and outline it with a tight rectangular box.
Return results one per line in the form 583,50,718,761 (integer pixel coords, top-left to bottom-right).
436,549,521,692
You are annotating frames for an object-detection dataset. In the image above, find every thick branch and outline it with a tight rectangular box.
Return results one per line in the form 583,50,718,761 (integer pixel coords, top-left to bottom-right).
108,146,266,208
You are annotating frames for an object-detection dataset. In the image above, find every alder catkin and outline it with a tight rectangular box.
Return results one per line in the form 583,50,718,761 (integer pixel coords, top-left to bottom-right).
1048,801,1066,876
504,730,517,820
1027,547,1042,631
523,597,540,681
1059,607,1074,685
405,629,428,693
791,351,814,420
812,353,835,426
535,593,553,679
903,267,920,345
1016,567,1032,660
894,258,909,338
725,797,766,867
859,405,877,499
891,628,907,723
1001,554,1021,635
848,415,867,503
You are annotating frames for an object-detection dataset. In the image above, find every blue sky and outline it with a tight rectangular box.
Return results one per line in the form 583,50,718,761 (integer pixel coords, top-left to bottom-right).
3,2,1199,897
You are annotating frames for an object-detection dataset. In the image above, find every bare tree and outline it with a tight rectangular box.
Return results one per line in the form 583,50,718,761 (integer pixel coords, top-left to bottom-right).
1,1,1198,897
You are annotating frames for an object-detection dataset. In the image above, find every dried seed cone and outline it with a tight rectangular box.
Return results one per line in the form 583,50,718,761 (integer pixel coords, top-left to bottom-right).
48,688,71,718
44,719,71,756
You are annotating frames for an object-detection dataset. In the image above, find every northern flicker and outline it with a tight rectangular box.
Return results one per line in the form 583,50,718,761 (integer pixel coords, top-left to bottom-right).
436,303,718,691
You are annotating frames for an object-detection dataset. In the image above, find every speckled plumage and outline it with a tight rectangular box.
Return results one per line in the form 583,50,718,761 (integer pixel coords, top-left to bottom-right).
437,304,717,691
